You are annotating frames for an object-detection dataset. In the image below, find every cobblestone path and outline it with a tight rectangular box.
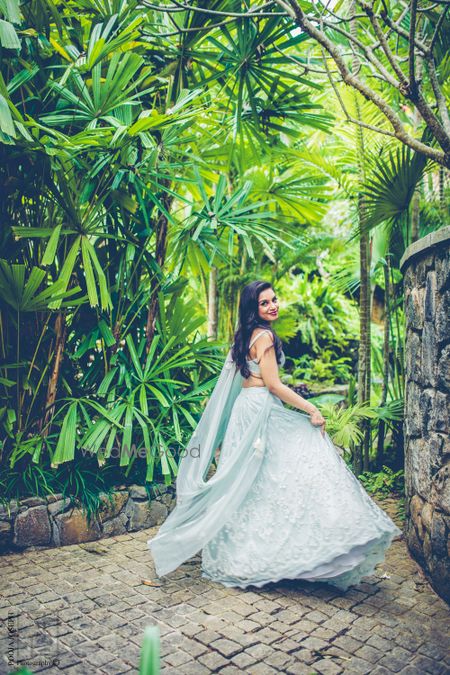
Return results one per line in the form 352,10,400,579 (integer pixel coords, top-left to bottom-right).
1,497,449,675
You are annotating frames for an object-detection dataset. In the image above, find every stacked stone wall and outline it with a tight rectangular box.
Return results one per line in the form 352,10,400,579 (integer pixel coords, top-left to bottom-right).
401,227,450,603
0,483,176,552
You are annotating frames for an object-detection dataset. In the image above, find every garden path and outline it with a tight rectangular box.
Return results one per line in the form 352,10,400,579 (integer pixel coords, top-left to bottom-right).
1,497,449,675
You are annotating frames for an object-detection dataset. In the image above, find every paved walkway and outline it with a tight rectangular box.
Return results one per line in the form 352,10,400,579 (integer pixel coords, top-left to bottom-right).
1,496,449,675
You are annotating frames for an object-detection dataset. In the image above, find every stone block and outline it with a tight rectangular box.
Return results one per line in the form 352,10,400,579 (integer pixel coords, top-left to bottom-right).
48,497,72,516
13,506,51,547
0,520,12,549
429,557,450,604
128,485,148,500
20,497,47,507
418,439,433,499
406,521,424,565
429,433,445,473
54,508,101,545
405,286,424,331
435,289,449,343
405,330,422,384
404,381,423,437
423,530,431,559
419,388,435,435
437,344,450,392
161,492,174,508
430,391,449,433
415,514,425,541
46,492,63,503
424,271,437,321
435,249,450,292
430,458,450,515
421,502,433,531
430,511,447,558
98,491,129,523
407,438,435,500
409,494,424,522
420,321,438,387
404,451,414,498
102,513,129,536
125,499,167,531
415,255,433,286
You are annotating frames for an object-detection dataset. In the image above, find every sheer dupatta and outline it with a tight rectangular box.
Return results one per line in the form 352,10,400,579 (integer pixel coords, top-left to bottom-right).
148,347,273,577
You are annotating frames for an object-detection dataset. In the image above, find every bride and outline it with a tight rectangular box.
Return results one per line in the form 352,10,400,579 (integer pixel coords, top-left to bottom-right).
148,280,402,591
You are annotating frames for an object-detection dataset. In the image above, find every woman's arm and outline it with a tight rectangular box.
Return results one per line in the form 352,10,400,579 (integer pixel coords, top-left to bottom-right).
255,334,325,424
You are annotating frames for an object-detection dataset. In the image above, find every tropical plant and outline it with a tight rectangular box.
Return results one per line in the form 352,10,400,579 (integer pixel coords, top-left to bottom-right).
1,0,437,509
359,465,405,498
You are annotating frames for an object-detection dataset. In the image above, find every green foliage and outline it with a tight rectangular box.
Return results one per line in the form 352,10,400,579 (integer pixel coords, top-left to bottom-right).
57,460,114,523
275,272,359,384
289,351,353,385
0,0,431,507
361,144,429,233
0,450,115,521
278,273,359,352
309,393,404,475
139,625,160,675
359,465,405,497
316,400,379,450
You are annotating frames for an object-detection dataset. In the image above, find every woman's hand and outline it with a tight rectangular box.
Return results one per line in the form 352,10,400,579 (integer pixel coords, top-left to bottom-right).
310,410,326,436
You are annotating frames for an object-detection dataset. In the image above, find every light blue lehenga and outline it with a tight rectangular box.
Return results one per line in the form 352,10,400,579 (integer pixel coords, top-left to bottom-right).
148,330,402,591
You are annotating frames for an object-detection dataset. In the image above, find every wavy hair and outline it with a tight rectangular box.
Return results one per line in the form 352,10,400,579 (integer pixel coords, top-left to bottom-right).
231,280,283,379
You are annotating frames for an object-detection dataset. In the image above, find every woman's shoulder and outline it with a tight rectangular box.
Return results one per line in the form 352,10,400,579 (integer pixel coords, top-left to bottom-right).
248,328,275,358
251,325,273,336
250,327,274,343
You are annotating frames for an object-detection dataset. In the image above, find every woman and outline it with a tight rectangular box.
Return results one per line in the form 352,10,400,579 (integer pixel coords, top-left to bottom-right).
148,280,402,591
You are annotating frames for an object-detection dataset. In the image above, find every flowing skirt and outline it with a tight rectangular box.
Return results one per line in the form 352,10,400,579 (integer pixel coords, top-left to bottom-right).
201,386,402,591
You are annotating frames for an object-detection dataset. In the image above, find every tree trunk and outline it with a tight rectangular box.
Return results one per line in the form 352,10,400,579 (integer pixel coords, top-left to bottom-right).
376,255,391,469
358,222,372,473
274,0,450,168
207,265,218,340
439,166,446,216
146,188,173,350
411,188,420,243
351,0,372,475
42,311,67,436
411,57,423,244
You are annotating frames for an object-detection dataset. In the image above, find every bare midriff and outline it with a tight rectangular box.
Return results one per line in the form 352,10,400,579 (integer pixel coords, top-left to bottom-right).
242,373,265,388
242,343,266,389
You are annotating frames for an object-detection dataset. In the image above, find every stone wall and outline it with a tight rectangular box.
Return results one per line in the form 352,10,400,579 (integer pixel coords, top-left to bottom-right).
0,483,176,553
400,226,450,603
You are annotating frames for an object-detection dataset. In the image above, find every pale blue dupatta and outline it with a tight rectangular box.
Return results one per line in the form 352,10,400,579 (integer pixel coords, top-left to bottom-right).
148,348,273,577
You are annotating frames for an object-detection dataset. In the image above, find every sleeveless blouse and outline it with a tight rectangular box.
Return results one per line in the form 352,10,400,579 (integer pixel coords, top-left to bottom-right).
245,329,285,377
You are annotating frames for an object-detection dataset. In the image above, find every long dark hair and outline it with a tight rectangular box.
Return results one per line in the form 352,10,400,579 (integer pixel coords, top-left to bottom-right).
231,280,283,379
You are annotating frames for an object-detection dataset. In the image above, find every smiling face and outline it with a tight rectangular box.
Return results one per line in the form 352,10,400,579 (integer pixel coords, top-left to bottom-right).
257,287,279,323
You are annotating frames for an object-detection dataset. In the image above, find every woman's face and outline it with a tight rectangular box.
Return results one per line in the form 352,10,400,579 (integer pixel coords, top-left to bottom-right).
257,287,279,323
